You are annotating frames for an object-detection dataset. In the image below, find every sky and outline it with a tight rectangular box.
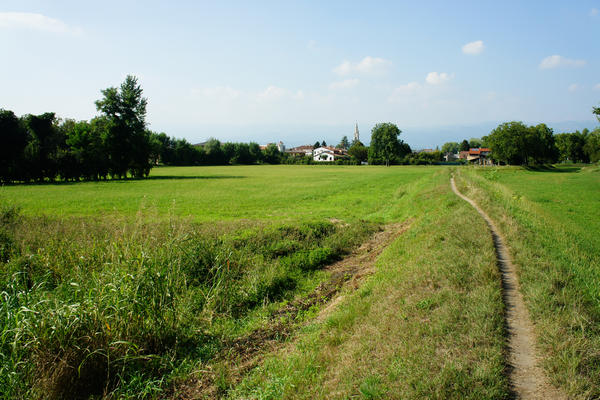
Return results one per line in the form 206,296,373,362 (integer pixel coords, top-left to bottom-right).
1,0,599,148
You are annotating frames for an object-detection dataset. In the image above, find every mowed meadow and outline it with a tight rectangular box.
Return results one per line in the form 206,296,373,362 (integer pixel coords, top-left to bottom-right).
1,164,599,399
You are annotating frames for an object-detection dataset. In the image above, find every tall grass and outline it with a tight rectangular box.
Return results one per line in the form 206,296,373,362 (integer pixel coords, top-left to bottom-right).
0,204,375,398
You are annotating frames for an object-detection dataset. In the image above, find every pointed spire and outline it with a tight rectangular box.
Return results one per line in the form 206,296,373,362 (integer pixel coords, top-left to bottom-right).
354,122,359,142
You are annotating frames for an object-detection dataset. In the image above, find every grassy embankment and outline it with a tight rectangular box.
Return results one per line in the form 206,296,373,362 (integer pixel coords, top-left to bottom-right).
456,165,600,399
229,168,510,399
0,165,420,398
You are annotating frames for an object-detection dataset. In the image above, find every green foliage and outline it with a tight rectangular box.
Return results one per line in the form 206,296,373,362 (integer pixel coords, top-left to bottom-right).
459,139,470,152
337,135,350,150
555,130,590,163
348,141,368,162
584,128,600,163
484,121,557,165
368,123,410,166
441,141,459,154
96,75,152,178
0,210,375,398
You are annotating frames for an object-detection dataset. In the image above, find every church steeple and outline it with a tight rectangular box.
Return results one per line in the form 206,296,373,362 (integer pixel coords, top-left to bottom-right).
353,122,359,142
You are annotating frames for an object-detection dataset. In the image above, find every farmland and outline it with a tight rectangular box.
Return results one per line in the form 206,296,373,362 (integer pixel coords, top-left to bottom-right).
1,164,598,399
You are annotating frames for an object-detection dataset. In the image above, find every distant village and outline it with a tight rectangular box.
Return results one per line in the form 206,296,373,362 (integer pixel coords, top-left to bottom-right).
252,123,492,165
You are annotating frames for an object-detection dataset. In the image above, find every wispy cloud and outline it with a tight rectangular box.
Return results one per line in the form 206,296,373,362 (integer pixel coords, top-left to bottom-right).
0,12,80,34
539,55,586,69
568,83,579,92
594,83,600,91
425,72,452,85
329,79,359,89
591,8,599,17
257,85,288,101
388,82,421,102
333,56,391,76
462,40,485,55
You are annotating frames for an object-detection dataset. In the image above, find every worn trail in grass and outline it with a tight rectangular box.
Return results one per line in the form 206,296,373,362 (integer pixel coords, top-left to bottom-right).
451,177,564,400
456,165,600,398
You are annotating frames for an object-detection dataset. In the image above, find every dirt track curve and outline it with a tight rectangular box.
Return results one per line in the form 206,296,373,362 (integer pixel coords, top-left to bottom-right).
450,177,565,400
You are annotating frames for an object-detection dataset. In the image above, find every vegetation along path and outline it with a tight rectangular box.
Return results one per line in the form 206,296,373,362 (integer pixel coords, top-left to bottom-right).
450,177,564,400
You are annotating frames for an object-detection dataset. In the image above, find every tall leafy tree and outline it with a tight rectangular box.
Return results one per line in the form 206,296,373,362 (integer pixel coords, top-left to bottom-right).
0,109,28,182
368,123,408,166
95,75,151,178
23,112,62,181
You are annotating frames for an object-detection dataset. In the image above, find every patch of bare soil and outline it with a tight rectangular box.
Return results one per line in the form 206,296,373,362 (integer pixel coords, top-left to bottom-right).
173,221,411,399
451,177,565,400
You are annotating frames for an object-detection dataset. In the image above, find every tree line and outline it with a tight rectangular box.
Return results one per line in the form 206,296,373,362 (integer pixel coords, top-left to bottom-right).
0,76,295,184
439,105,600,165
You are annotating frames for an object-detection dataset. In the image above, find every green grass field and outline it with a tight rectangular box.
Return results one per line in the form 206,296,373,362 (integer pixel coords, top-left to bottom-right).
1,164,598,399
0,165,427,222
456,165,600,398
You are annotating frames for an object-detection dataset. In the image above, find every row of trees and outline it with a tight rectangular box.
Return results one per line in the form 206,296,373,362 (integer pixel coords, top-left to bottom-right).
1,76,154,183
484,122,600,165
0,76,295,183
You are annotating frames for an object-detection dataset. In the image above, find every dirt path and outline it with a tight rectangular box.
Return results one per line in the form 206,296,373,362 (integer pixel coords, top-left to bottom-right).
450,177,564,400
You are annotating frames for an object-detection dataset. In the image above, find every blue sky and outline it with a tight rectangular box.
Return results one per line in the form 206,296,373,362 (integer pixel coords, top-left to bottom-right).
1,1,599,147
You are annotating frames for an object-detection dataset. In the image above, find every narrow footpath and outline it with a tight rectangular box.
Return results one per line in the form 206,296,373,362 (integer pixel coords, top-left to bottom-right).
450,177,564,400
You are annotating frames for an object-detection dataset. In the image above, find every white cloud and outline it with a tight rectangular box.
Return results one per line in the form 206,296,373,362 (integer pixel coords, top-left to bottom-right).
568,83,579,92
594,84,600,91
539,55,586,69
333,56,391,76
0,12,80,34
462,40,485,55
329,79,359,89
293,90,305,100
199,86,241,101
388,82,421,102
591,8,599,16
257,85,287,101
425,72,452,85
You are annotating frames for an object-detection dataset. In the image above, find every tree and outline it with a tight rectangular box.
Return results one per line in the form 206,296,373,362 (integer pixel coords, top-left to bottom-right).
485,122,529,164
263,143,281,164
95,75,152,178
321,140,327,147
22,112,62,181
367,123,408,166
348,142,368,163
593,103,600,122
0,109,28,182
313,141,321,149
584,129,600,163
468,138,483,148
459,140,470,151
337,136,350,149
441,142,459,154
528,123,557,164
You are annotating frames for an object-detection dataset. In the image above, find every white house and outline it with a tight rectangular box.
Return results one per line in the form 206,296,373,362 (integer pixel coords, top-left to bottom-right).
313,147,335,161
313,146,349,162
